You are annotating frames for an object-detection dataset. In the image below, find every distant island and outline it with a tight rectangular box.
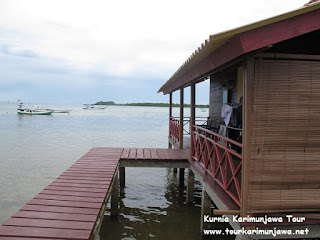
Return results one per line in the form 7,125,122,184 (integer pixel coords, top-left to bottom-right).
95,101,209,108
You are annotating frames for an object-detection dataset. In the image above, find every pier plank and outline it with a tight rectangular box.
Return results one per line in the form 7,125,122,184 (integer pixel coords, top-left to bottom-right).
0,238,61,240
40,189,106,198
121,148,130,159
156,149,167,160
34,193,104,203
21,205,99,215
128,148,137,160
61,171,115,176
52,179,112,185
0,226,90,240
13,211,97,222
3,218,94,230
143,148,151,159
136,149,144,159
45,185,108,193
27,199,102,209
49,182,110,189
149,148,160,160
58,175,112,181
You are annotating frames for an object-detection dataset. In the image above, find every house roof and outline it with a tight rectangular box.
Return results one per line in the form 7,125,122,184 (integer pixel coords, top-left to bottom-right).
158,3,320,95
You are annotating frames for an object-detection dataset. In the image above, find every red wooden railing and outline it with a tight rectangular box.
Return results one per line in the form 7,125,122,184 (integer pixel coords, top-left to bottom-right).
169,117,208,145
169,117,180,145
191,125,242,207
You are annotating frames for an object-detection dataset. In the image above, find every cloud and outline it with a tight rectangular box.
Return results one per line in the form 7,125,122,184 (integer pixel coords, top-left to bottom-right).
0,44,38,58
0,0,304,104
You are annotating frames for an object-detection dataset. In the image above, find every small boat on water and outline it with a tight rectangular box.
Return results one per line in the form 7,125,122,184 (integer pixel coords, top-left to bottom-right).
17,104,54,115
83,104,106,110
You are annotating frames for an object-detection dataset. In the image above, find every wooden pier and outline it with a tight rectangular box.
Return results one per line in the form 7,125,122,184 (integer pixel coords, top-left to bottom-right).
0,147,189,240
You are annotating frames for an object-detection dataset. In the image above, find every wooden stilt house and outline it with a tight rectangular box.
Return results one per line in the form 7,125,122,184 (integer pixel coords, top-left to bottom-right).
159,2,320,219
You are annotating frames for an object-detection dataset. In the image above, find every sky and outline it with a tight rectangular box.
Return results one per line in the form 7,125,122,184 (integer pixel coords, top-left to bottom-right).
0,0,305,104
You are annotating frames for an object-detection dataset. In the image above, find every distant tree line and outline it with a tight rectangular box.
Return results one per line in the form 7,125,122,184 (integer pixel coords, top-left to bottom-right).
95,101,209,108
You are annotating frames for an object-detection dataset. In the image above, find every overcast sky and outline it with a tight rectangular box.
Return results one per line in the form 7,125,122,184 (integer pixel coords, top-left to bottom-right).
0,0,304,104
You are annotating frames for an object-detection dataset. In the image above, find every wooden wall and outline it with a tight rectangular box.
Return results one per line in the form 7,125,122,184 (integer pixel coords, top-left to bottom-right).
209,74,223,121
209,68,240,121
246,59,320,213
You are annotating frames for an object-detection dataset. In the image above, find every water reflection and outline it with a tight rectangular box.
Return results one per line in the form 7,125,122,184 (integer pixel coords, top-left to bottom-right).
100,168,202,240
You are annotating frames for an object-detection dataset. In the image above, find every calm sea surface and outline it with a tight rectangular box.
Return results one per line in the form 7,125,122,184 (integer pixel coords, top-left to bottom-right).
0,103,224,240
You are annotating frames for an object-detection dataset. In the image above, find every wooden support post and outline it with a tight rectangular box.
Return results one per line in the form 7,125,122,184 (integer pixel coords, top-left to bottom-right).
190,83,195,160
179,168,185,187
186,168,194,203
179,88,184,180
169,93,173,149
241,57,254,217
119,167,125,187
179,88,184,149
111,173,119,217
169,93,172,119
200,188,211,232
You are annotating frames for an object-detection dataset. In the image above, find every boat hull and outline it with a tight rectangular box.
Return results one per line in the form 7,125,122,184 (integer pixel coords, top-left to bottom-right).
17,111,53,115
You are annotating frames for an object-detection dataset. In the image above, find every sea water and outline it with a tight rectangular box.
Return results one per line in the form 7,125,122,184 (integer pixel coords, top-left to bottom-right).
0,103,232,240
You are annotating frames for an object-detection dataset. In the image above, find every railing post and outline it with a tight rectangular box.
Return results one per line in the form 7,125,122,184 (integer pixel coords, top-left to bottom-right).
190,83,195,161
179,88,184,149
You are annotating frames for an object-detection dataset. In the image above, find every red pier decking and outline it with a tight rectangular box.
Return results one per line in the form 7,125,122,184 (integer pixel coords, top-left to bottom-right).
0,147,189,240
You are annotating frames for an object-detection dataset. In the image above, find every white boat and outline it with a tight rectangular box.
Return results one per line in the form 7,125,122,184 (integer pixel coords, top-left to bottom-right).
29,105,71,114
17,104,54,115
83,104,106,110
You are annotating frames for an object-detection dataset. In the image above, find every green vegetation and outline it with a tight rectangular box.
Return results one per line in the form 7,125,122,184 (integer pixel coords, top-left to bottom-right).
95,101,116,105
94,101,209,108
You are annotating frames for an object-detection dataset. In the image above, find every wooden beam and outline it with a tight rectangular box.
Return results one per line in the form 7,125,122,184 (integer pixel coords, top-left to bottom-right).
119,167,125,187
255,53,320,61
241,57,254,217
179,88,184,149
200,188,211,232
111,173,119,217
179,168,185,187
119,160,189,168
169,93,172,118
240,9,320,53
169,93,173,150
190,83,195,160
186,169,194,203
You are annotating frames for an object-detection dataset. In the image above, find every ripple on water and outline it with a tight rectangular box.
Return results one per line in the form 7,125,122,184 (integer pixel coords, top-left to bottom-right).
0,104,218,240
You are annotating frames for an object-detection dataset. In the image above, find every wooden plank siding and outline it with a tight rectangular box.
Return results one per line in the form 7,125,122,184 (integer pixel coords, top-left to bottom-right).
247,59,320,213
0,147,190,239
